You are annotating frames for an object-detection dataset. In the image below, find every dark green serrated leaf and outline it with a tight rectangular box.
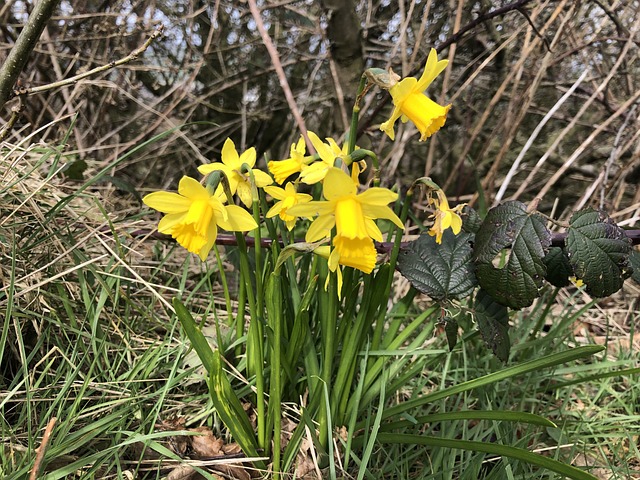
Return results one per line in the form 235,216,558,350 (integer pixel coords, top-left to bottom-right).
461,205,482,234
474,288,510,362
397,230,476,301
473,201,551,309
565,208,632,297
628,249,640,285
543,247,573,288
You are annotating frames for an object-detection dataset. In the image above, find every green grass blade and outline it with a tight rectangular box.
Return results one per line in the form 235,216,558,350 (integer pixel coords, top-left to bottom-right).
379,410,557,431
373,433,598,480
381,345,604,421
173,297,214,374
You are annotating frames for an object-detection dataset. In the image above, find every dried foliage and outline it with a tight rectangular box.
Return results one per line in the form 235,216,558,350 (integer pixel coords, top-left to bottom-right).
0,0,638,226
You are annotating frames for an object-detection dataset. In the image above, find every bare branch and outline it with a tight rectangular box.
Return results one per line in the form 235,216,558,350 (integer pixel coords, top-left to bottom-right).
0,0,61,112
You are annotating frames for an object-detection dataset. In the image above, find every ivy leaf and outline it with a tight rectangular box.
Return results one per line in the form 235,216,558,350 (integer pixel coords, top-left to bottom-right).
565,208,632,297
543,247,573,288
474,288,510,362
397,230,476,301
473,201,551,309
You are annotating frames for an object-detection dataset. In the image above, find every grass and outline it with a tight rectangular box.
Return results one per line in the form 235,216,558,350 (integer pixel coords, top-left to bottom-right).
2,143,640,479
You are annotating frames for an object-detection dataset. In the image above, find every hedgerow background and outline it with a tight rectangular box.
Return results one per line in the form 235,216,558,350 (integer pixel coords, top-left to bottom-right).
1,1,640,479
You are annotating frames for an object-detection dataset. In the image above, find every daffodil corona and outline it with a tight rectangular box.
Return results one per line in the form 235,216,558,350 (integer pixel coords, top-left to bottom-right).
143,176,258,261
288,167,404,274
380,48,451,141
198,138,272,207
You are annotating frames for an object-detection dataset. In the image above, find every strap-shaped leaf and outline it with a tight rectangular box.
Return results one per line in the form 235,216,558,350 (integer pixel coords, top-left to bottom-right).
473,201,551,309
397,230,476,301
543,246,573,288
474,288,510,362
565,208,632,297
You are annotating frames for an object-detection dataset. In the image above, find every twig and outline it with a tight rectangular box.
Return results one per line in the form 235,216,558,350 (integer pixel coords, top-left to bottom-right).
12,25,164,98
29,417,57,480
0,98,23,142
245,0,315,154
0,0,62,111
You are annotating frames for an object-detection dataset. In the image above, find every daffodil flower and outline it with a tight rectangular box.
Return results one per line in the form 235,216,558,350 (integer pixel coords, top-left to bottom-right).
428,189,465,244
264,182,313,231
380,48,451,141
198,138,272,207
143,176,258,261
267,136,313,184
289,167,404,274
298,132,348,185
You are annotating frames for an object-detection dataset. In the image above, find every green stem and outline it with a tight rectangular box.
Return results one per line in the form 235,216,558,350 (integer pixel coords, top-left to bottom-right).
220,173,266,450
318,269,338,449
213,245,233,327
347,74,369,155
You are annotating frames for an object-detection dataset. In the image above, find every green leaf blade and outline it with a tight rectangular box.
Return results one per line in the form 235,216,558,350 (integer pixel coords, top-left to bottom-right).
566,208,632,297
397,230,476,301
473,201,551,309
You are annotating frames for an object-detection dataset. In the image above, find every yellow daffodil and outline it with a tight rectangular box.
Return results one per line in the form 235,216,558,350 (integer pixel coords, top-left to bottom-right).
198,138,272,207
298,132,347,185
264,182,313,231
267,136,313,184
143,176,258,261
288,167,404,274
428,189,465,244
380,48,451,141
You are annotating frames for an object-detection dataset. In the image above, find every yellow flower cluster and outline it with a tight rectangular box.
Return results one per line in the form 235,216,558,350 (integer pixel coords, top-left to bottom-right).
142,48,461,292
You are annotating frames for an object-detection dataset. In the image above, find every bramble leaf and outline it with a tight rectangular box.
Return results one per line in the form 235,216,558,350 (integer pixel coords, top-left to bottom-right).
442,317,458,352
630,250,640,285
473,201,551,309
565,208,632,297
462,205,482,234
543,246,573,288
397,230,476,301
474,288,510,362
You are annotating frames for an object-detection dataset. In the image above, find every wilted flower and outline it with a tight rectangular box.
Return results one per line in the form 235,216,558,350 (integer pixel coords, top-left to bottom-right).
380,48,451,141
428,189,465,244
143,176,257,261
198,138,272,207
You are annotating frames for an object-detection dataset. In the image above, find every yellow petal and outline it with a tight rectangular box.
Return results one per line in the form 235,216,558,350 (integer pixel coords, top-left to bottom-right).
364,218,383,242
361,204,404,229
300,161,330,185
221,138,240,168
217,205,258,232
323,168,356,201
235,181,254,208
252,169,274,187
239,146,257,168
264,185,287,200
143,191,192,213
178,176,210,201
157,212,186,233
357,187,398,205
266,201,284,218
416,48,449,92
306,214,335,242
198,222,218,261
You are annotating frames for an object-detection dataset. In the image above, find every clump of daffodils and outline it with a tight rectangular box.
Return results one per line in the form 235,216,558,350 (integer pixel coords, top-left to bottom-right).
143,49,462,292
